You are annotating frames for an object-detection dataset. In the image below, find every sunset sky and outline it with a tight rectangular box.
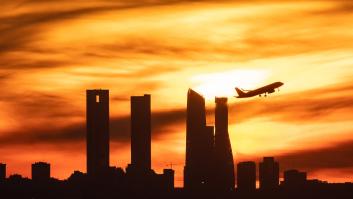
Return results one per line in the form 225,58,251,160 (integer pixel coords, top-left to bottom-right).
1,0,353,187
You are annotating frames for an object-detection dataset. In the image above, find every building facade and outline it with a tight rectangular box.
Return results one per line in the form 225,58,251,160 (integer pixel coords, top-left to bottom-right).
184,89,214,190
214,97,235,191
130,94,151,173
86,89,110,177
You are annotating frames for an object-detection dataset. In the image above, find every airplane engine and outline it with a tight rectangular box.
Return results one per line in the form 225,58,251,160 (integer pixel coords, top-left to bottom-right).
268,89,275,94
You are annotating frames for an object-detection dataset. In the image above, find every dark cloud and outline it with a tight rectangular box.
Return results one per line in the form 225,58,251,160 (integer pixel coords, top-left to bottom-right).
0,92,82,119
70,65,179,79
234,139,353,177
0,0,198,63
0,0,217,70
312,2,353,15
0,72,13,81
1,80,353,145
0,107,184,145
276,139,353,172
0,2,149,68
111,96,129,102
2,0,352,72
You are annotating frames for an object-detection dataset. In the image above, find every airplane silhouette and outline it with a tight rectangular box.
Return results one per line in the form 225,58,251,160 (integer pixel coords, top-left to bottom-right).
235,82,284,98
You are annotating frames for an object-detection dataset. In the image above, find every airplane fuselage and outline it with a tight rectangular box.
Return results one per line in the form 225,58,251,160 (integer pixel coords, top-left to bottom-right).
236,82,284,98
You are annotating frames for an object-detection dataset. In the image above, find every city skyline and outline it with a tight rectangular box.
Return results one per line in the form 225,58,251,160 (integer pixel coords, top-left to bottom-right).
0,0,353,187
0,89,351,189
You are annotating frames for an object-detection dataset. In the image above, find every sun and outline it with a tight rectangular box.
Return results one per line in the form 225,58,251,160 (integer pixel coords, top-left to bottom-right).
191,69,268,100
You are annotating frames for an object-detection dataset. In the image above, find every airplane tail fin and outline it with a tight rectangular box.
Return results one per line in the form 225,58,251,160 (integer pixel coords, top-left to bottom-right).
235,87,245,97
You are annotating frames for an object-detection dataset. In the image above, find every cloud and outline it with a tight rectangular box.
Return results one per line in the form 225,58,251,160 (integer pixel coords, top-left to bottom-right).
70,65,179,79
0,107,185,145
277,139,353,172
1,80,353,146
1,0,352,76
0,1,172,58
0,92,82,119
234,139,353,177
312,1,353,15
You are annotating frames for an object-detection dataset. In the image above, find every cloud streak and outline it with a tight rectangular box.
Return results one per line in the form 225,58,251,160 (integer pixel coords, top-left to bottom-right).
0,107,185,145
2,0,352,72
277,139,353,172
1,80,353,145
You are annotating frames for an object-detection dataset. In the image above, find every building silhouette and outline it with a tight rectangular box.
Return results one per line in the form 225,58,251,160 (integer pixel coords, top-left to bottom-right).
184,89,214,190
237,161,256,192
32,162,50,181
259,157,279,190
214,97,235,191
130,94,151,173
163,169,175,191
86,89,110,177
0,163,5,182
283,169,307,188
126,94,175,192
204,125,215,187
204,126,215,157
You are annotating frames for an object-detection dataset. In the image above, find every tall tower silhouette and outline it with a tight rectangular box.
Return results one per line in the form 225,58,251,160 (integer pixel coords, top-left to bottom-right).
86,89,109,177
214,97,235,191
259,157,279,190
184,89,214,190
0,163,5,182
130,94,151,173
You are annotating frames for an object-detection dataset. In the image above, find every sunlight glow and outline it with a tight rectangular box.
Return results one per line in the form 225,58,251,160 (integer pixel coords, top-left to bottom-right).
191,69,268,99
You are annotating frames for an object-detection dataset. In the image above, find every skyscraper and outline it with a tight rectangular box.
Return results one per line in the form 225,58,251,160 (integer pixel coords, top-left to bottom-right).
259,157,279,190
0,163,5,182
204,125,215,163
237,161,256,192
214,97,235,191
184,89,213,190
86,89,109,177
203,125,215,187
32,162,50,181
130,94,151,173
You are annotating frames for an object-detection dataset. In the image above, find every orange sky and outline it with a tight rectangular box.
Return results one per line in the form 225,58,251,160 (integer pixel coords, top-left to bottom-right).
1,0,353,187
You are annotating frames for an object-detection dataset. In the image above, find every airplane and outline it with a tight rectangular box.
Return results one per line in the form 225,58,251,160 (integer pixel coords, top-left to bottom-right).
235,82,284,98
